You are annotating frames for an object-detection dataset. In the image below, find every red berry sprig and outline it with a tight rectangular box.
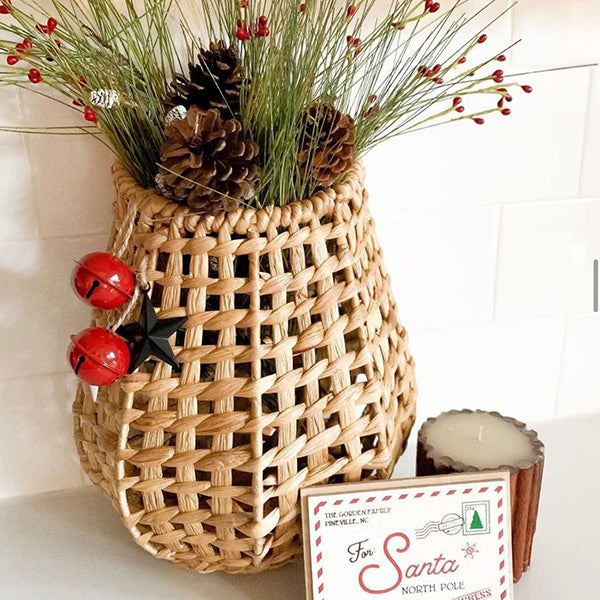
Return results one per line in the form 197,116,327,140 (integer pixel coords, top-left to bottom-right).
236,16,269,40
347,5,357,19
36,17,58,35
0,0,12,15
84,106,98,123
28,68,42,84
16,38,33,54
346,35,362,58
256,15,269,37
7,55,19,65
236,23,250,41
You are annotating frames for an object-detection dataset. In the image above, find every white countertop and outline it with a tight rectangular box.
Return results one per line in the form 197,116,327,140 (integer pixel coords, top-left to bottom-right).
1,415,598,599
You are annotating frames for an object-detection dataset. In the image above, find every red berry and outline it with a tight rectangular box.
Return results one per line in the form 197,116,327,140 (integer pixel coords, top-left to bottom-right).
28,68,42,84
36,23,49,34
432,64,441,74
78,75,87,87
434,77,443,84
0,0,11,14
369,94,378,103
73,99,84,107
352,37,361,48
425,0,433,8
68,327,130,386
456,106,465,113
425,69,434,78
16,38,33,53
501,108,511,116
453,97,462,107
429,2,440,12
84,106,97,123
505,94,513,102
477,34,487,44
258,15,268,26
259,25,269,37
347,5,357,18
521,84,533,94
47,17,57,34
240,0,248,7
493,69,504,77
55,39,62,48
458,56,466,64
497,54,506,62
417,65,427,75
493,75,504,83
497,98,504,108
7,55,19,65
237,27,250,41
473,117,485,125
300,2,307,12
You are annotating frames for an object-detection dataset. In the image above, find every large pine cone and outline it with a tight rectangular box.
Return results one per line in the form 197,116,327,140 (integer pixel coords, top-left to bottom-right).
158,107,260,214
167,41,244,118
298,103,356,188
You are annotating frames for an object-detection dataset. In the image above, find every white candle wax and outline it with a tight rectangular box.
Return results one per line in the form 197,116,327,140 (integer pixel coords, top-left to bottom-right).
421,411,537,470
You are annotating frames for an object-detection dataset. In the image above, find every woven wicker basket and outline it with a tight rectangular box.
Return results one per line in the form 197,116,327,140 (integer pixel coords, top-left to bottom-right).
73,161,417,574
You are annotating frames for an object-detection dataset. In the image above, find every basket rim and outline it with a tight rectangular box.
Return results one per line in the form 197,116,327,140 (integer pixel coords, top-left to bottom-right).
111,160,366,235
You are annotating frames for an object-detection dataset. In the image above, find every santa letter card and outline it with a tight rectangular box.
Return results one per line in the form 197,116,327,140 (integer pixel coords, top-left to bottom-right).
301,471,513,600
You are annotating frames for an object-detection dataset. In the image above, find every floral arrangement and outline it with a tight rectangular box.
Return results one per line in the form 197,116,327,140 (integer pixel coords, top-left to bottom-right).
0,0,532,215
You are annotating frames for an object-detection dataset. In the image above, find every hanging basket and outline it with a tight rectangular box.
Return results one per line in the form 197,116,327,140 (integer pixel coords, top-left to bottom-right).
73,161,417,574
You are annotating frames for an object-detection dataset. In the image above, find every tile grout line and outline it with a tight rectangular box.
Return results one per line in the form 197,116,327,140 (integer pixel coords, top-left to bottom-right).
15,87,44,239
0,370,75,384
577,67,595,197
552,316,570,419
2,231,111,244
491,204,503,320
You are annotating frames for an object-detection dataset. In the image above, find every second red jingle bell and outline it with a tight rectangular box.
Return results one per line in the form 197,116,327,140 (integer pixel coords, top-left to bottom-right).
72,252,134,310
68,327,130,386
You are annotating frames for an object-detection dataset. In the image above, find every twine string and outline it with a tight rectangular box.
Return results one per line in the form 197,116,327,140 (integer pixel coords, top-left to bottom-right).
107,196,149,331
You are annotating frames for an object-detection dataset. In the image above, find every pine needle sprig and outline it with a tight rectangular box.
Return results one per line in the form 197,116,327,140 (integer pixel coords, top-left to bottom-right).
0,0,187,187
0,0,535,209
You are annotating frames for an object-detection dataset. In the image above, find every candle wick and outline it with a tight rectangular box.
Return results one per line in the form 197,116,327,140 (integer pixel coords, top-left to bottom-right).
477,425,483,443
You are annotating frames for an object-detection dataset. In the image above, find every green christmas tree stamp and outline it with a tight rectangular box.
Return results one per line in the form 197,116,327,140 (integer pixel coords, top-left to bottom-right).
462,501,491,535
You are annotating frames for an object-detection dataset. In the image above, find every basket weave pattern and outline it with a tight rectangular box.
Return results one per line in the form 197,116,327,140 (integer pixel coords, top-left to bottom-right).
73,162,417,573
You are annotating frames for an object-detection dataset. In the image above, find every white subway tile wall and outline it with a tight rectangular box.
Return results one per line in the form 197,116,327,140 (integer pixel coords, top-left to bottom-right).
0,0,598,498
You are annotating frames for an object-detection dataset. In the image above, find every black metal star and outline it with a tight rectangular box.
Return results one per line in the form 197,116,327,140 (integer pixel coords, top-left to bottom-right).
118,292,186,372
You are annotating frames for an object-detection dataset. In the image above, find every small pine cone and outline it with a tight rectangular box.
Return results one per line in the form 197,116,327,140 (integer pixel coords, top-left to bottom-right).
158,106,260,215
167,41,244,118
298,103,356,188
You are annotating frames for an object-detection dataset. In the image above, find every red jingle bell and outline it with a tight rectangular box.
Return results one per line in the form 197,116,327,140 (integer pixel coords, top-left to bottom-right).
72,252,134,310
68,327,130,386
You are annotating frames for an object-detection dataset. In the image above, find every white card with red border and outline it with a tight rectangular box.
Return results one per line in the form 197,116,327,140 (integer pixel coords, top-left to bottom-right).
301,471,513,600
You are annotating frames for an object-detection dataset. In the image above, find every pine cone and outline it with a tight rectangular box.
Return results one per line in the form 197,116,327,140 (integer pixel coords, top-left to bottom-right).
158,106,260,214
298,103,356,188
167,41,244,118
